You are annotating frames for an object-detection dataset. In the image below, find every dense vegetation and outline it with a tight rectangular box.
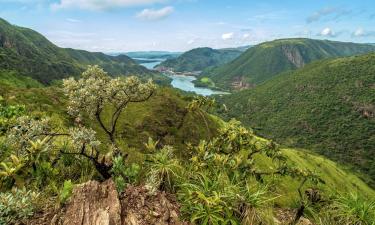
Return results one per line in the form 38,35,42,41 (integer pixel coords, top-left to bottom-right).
0,67,374,224
0,18,168,85
202,38,375,90
158,47,242,72
217,53,375,186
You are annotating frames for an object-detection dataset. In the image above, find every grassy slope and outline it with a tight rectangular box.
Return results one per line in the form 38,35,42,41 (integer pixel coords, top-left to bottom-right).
1,84,374,207
0,85,220,159
218,53,375,185
0,70,43,88
203,38,375,89
0,18,167,85
159,47,242,72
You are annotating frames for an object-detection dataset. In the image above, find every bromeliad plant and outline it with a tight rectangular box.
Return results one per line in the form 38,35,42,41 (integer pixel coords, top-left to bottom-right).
169,119,321,225
172,119,291,224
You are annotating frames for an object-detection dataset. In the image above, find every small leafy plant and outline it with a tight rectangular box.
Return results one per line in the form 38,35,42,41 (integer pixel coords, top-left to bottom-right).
0,188,39,224
59,180,74,204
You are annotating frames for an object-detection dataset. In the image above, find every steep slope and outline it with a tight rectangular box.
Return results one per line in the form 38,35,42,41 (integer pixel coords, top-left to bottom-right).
203,38,375,89
158,47,242,72
0,18,165,84
217,53,375,185
1,83,374,208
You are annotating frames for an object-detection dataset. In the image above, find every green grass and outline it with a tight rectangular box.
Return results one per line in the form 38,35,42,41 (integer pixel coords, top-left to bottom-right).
0,70,43,88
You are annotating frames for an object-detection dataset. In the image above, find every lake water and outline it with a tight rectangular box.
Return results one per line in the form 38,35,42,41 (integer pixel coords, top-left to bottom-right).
137,58,228,96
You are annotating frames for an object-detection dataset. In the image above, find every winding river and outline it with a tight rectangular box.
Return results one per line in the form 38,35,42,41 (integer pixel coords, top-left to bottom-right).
136,58,228,96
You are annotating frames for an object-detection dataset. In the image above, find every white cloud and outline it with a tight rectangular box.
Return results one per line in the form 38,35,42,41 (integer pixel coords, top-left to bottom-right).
51,0,167,11
222,32,234,40
352,28,375,37
136,6,174,21
353,28,364,37
187,39,195,45
320,27,335,37
242,33,250,39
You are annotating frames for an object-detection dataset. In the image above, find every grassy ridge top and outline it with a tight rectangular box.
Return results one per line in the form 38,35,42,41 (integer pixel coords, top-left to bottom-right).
203,38,375,89
218,53,375,185
158,47,242,72
0,18,166,84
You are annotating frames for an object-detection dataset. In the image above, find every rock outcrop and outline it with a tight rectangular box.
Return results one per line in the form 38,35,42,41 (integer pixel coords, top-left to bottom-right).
53,179,121,225
26,180,187,225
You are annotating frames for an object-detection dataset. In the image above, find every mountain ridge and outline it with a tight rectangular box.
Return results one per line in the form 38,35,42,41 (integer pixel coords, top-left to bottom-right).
217,52,375,185
202,38,375,90
0,18,165,84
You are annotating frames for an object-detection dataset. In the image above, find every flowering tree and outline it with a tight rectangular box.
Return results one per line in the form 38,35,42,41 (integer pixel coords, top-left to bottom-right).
3,66,155,180
63,65,155,146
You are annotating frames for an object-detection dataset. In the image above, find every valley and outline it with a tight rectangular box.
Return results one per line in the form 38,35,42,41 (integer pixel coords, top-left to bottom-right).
1,3,375,224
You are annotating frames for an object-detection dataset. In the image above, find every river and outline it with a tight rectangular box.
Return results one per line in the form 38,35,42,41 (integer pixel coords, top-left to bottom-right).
135,58,228,96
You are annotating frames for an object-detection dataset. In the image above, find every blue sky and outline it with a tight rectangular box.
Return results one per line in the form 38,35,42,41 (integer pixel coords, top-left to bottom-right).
1,0,375,52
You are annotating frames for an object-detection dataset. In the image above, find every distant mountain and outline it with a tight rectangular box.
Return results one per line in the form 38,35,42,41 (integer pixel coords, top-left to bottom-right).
122,51,182,60
220,45,252,52
0,18,166,84
158,47,243,72
217,53,375,185
202,38,375,90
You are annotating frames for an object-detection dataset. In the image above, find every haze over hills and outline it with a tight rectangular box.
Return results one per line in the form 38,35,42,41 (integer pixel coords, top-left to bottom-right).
0,18,166,84
158,47,243,72
122,51,182,60
201,38,375,90
217,53,375,185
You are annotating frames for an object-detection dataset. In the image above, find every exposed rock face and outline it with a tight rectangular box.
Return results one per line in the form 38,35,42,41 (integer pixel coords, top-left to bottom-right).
120,185,186,225
281,45,305,68
54,179,121,225
26,180,187,225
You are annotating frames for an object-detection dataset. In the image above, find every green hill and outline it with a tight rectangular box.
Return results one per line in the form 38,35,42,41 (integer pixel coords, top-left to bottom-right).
158,47,242,72
0,18,167,84
202,38,375,90
1,82,374,215
217,53,375,185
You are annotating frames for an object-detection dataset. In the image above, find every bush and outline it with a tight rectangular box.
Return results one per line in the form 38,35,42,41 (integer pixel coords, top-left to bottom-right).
0,188,39,224
111,156,141,192
59,180,74,204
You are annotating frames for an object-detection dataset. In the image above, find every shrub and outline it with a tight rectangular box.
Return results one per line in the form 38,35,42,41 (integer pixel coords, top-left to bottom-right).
0,188,39,224
111,156,141,192
59,180,74,205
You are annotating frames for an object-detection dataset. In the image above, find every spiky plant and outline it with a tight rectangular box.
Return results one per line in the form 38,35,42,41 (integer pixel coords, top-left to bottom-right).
146,146,182,192
329,193,375,225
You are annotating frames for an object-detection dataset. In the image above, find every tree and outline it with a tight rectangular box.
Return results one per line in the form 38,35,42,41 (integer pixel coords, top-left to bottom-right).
5,66,156,180
63,65,155,146
187,96,215,137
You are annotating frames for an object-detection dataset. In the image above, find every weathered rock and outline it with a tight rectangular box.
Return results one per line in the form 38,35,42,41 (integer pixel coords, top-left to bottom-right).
55,179,121,225
120,185,187,225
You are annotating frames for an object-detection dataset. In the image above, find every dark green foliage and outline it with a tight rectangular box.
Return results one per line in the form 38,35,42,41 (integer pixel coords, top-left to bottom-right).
218,53,375,185
0,70,43,88
0,18,167,84
159,47,242,72
204,38,375,89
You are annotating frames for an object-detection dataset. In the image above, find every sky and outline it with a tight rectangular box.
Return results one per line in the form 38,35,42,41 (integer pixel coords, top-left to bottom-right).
1,0,375,52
